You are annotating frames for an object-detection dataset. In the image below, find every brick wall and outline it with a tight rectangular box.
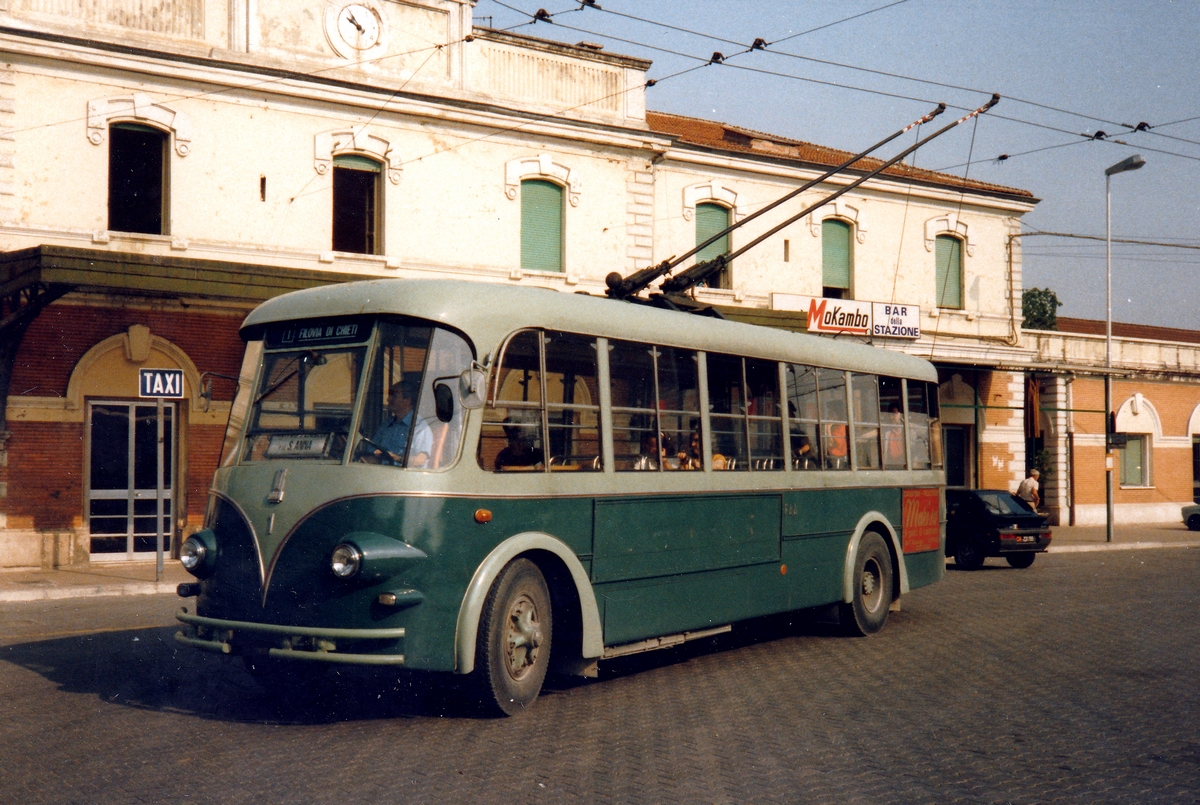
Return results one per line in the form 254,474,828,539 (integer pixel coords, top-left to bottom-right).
11,304,245,400
5,421,85,530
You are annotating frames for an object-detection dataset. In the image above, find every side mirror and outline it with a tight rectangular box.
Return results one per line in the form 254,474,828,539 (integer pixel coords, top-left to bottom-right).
459,362,487,410
433,382,455,423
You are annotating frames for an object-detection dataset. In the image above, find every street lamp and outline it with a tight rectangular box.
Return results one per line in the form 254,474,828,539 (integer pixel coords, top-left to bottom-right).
1104,154,1145,543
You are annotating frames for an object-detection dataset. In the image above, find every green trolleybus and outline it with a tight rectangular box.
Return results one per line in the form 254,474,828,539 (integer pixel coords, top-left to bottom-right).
175,279,945,715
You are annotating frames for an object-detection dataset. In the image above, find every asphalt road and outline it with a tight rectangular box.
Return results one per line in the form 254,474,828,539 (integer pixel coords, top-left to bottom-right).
2,548,1199,804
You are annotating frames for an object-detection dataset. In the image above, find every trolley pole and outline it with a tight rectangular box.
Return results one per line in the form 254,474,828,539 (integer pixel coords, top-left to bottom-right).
156,395,164,582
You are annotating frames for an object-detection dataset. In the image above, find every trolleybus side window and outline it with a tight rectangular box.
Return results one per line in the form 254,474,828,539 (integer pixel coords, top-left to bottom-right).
818,368,850,470
745,357,784,470
705,354,785,471
852,372,882,470
879,376,907,470
544,331,601,471
609,340,657,471
480,330,602,472
785,364,821,470
907,379,942,470
609,341,701,471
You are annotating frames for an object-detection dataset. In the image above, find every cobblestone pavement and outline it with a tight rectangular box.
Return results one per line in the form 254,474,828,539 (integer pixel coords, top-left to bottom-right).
1,547,1198,804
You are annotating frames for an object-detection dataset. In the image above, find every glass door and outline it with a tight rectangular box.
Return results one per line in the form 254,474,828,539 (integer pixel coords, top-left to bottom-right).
942,424,972,488
88,401,175,559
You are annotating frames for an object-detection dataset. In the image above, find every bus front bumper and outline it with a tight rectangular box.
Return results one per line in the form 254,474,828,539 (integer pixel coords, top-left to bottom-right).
174,607,408,666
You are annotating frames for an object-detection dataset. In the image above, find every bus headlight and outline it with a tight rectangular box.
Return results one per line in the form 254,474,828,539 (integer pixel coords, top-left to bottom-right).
331,543,363,579
179,529,218,579
180,538,206,570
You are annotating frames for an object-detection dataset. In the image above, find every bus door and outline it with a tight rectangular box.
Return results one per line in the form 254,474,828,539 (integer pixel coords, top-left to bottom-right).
87,401,174,560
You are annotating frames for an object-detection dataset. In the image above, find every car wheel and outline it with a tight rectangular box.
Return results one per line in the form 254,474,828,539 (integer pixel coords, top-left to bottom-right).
840,533,893,636
954,540,985,570
1005,553,1036,569
1188,514,1200,532
472,558,552,717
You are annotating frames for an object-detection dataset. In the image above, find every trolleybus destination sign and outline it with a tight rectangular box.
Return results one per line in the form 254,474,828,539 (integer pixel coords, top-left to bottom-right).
138,368,185,399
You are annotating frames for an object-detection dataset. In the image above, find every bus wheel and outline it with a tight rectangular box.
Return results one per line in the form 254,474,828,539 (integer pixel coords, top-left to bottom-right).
474,558,552,716
1005,553,1036,569
840,533,893,636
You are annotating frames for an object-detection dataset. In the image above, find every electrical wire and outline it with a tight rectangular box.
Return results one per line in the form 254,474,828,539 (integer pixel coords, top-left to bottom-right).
488,1,1200,166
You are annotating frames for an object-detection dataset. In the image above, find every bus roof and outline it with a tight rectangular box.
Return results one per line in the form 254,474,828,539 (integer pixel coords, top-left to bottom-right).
241,279,938,382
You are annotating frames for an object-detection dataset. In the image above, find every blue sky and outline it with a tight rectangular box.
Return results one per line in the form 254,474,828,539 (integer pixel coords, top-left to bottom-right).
477,1,1200,328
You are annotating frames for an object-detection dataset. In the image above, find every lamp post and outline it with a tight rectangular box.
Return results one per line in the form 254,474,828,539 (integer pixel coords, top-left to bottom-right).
1104,154,1145,543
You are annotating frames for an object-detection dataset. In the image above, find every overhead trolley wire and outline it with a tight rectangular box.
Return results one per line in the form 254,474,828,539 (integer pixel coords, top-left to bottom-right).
493,1,1200,165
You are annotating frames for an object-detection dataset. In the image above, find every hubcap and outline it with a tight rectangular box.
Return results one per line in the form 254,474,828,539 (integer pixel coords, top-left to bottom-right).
504,593,542,681
861,558,883,614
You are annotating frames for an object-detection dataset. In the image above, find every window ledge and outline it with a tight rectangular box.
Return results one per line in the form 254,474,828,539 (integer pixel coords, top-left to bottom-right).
1118,484,1154,490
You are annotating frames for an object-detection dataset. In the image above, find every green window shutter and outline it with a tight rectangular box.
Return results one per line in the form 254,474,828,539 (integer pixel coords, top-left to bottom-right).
333,154,382,172
935,235,963,309
521,179,564,272
822,219,852,290
695,203,731,262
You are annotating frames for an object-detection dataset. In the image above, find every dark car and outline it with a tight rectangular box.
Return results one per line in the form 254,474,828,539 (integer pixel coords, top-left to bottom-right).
945,488,1052,569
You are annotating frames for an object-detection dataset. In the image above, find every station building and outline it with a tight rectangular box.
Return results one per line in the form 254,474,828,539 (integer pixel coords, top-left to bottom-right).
0,1,1189,569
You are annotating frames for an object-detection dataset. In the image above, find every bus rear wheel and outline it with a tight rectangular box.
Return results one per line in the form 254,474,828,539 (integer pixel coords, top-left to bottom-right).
473,558,552,716
840,533,893,636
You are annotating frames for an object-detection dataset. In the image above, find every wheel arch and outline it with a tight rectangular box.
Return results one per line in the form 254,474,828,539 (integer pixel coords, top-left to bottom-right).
841,511,909,604
454,531,603,675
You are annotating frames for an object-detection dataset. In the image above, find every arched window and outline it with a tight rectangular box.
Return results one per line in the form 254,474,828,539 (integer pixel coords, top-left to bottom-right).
108,123,168,235
695,202,731,289
521,179,564,272
332,154,382,255
935,234,964,309
822,219,853,299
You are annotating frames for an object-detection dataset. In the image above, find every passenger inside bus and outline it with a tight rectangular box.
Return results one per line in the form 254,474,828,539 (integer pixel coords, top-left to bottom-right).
633,432,660,470
494,417,544,471
368,379,432,467
677,429,702,470
792,433,819,470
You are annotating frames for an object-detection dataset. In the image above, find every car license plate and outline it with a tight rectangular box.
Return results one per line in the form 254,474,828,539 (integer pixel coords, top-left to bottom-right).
1017,535,1035,543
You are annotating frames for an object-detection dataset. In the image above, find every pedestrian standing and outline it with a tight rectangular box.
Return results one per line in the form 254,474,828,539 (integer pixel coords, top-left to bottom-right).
1017,468,1041,510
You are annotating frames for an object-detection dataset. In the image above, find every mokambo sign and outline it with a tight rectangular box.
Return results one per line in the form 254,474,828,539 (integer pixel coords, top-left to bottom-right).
771,294,922,339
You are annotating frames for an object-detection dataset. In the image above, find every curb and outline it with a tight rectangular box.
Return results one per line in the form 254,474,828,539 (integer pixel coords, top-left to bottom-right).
1049,541,1200,554
0,581,182,603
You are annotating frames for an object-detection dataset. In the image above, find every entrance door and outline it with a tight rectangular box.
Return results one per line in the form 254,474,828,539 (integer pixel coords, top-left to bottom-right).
88,401,175,559
943,424,972,488
1193,437,1200,503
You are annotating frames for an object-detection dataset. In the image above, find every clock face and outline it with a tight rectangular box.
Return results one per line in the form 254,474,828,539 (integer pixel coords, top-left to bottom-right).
336,4,381,51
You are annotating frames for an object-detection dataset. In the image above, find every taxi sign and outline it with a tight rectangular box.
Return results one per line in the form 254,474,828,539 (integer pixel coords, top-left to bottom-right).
139,368,185,399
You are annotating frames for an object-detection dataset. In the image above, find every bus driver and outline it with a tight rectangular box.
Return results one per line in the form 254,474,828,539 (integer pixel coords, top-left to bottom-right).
369,379,432,467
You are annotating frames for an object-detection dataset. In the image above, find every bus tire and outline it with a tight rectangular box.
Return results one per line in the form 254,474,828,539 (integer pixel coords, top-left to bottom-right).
840,533,893,636
473,558,552,716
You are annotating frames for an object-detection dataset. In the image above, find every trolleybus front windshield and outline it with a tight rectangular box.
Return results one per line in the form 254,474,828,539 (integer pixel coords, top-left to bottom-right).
238,316,474,469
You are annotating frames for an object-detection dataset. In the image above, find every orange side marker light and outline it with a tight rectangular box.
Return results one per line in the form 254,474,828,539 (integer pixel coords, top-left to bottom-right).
474,509,493,524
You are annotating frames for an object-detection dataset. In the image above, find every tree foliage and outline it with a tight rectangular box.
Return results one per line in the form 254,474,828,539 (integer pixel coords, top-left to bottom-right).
1022,287,1062,331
